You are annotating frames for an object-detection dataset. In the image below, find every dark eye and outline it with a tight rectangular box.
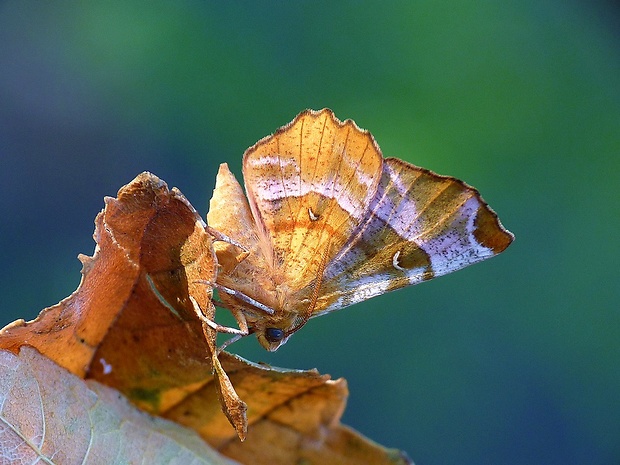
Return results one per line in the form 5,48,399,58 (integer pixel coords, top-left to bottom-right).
264,327,285,343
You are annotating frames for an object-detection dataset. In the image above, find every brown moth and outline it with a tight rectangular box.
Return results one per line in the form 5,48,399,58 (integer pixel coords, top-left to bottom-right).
206,109,513,352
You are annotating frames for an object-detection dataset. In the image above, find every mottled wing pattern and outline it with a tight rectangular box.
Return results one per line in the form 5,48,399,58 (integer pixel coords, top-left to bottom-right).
208,108,513,328
241,110,383,291
315,157,514,315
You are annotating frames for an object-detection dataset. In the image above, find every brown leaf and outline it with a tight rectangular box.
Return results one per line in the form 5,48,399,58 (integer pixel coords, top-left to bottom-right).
0,173,213,373
195,359,412,465
0,172,252,436
0,172,411,464
0,346,238,465
0,172,239,426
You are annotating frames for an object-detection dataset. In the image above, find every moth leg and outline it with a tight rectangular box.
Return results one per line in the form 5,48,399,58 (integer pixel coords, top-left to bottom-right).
217,309,250,354
191,280,273,316
218,333,243,353
190,296,250,354
189,295,248,336
206,225,246,249
206,226,251,266
215,283,275,315
190,281,235,312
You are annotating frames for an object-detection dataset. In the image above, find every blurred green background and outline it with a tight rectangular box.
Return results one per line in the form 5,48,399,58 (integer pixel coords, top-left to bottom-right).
1,1,619,463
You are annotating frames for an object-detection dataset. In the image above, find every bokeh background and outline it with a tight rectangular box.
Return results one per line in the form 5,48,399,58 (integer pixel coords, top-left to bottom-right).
1,1,619,463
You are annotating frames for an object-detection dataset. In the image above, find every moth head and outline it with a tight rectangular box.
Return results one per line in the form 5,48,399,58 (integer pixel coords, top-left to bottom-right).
216,277,319,352
257,326,290,352
253,313,309,352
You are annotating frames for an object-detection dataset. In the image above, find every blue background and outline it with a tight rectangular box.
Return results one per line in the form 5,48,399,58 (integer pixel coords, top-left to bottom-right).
1,2,619,463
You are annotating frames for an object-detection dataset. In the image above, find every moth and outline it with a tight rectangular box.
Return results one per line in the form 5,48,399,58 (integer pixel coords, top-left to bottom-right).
206,109,513,352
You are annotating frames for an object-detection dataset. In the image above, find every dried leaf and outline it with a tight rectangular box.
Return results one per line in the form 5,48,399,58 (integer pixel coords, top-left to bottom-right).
0,172,249,433
0,173,411,464
0,346,238,464
0,172,215,376
192,358,412,465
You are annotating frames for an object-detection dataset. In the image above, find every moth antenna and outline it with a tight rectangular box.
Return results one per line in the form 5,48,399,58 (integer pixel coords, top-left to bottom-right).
308,246,330,314
287,240,331,335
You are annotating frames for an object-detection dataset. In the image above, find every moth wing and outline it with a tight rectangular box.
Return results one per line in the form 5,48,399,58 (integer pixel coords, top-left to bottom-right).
314,157,514,315
241,109,384,293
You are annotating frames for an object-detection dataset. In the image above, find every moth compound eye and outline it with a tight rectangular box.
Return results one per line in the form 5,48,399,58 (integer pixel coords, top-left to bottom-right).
264,328,285,343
